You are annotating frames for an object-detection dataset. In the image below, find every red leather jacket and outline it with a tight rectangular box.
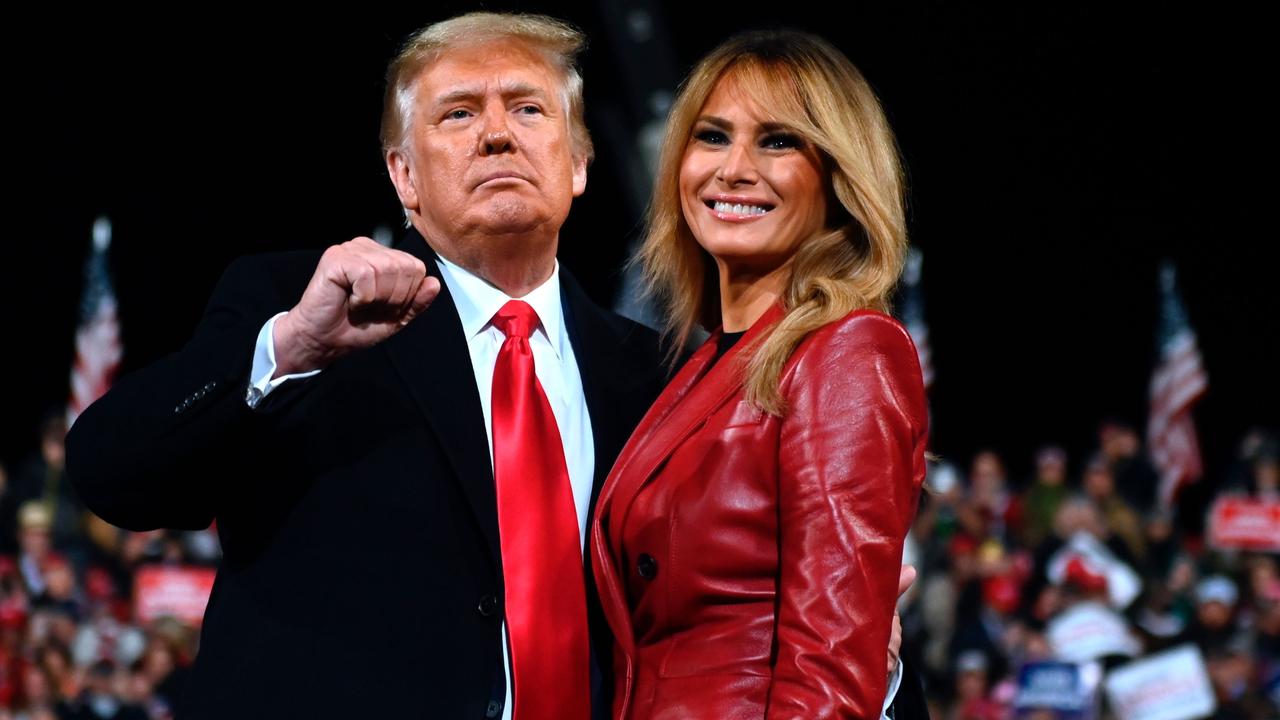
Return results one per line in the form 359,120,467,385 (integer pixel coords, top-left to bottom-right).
591,306,928,720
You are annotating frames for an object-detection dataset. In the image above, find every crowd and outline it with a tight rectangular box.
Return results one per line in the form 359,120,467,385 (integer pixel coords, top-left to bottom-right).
902,422,1279,719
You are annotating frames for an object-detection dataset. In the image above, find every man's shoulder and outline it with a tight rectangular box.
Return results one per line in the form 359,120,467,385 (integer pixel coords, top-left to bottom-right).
558,266,663,354
221,248,326,283
587,303,662,351
206,249,326,307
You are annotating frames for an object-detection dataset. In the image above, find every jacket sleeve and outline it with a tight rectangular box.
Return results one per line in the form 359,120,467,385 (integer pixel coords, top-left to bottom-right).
766,312,928,719
66,255,301,531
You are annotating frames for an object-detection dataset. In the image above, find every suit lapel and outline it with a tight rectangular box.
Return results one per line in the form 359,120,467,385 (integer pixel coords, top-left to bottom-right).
559,271,648,520
382,230,501,566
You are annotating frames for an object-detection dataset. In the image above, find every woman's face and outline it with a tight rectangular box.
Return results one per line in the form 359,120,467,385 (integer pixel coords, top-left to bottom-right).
679,76,828,278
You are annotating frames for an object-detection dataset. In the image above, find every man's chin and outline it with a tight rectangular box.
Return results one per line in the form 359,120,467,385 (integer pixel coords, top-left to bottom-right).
473,200,553,236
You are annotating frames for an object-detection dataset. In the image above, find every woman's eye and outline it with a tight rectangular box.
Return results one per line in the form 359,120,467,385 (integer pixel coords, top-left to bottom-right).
694,129,729,145
762,133,804,150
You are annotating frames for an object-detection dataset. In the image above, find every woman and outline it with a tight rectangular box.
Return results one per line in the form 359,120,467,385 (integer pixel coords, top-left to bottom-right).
591,30,929,719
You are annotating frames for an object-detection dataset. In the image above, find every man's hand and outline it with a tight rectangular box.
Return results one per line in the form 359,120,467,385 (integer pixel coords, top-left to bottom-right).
888,564,917,676
274,237,440,376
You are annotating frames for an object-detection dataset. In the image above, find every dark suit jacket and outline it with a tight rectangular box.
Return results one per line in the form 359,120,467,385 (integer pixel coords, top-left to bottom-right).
66,230,667,719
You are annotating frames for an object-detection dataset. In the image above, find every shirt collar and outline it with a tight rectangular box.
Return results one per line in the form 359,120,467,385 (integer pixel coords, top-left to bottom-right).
435,253,567,361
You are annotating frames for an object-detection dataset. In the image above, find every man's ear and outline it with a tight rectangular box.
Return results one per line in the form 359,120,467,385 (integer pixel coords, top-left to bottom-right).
386,149,420,213
571,153,588,197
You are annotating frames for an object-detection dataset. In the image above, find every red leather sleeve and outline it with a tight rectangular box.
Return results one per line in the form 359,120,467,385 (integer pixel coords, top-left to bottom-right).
766,311,928,719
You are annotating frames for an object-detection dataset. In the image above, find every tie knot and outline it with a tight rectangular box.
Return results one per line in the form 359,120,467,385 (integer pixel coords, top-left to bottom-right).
491,300,540,340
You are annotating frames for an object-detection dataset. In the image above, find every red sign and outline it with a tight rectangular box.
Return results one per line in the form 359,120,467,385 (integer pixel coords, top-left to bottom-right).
1208,498,1280,552
134,566,217,626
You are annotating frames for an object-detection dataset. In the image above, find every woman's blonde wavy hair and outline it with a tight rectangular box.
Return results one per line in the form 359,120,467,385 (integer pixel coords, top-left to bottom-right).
638,30,909,415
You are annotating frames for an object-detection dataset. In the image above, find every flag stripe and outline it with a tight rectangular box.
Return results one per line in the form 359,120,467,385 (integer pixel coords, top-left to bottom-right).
67,218,122,427
1147,261,1207,508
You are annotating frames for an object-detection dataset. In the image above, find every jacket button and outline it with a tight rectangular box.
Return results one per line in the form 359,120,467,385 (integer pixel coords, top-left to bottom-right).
485,699,503,718
477,595,499,617
637,553,658,580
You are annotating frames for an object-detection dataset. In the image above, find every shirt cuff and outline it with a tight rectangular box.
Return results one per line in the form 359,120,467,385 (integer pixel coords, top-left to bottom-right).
881,656,903,720
246,312,322,408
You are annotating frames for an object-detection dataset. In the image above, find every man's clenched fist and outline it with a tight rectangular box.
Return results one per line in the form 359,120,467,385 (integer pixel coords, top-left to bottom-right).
273,237,440,376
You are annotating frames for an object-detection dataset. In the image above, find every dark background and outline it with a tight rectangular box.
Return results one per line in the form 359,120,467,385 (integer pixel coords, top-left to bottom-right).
4,4,1274,491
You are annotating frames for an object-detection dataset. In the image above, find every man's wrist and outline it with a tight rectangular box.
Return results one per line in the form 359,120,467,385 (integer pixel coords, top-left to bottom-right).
273,310,325,377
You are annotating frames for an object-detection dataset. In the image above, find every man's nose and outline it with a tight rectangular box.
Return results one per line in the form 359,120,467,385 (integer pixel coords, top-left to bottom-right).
478,108,515,156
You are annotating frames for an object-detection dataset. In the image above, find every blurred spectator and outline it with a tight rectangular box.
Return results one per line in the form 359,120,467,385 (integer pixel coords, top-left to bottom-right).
15,661,55,717
70,606,145,672
55,659,147,720
1132,576,1191,653
1098,419,1160,514
1141,506,1181,581
1223,429,1278,493
951,650,1002,720
1081,455,1146,562
1254,573,1280,696
1019,446,1068,550
10,413,87,567
34,561,80,623
967,450,1021,544
137,628,189,714
16,504,54,599
1249,449,1279,501
36,646,70,699
1180,575,1240,654
1022,498,1139,626
1206,636,1273,720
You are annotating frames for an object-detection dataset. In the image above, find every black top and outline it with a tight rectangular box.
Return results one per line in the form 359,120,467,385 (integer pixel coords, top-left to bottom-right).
713,330,746,365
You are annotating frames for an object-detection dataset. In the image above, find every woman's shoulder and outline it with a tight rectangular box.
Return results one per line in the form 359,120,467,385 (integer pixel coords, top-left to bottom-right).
795,308,919,364
777,306,928,435
780,308,926,409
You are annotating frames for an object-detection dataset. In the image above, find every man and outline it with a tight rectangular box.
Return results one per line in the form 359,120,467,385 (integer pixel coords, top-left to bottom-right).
68,13,916,719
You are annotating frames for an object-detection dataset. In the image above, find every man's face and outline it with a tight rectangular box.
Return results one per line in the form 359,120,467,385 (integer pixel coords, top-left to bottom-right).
387,39,586,262
1037,457,1065,486
1083,466,1114,499
19,527,50,559
1197,600,1232,629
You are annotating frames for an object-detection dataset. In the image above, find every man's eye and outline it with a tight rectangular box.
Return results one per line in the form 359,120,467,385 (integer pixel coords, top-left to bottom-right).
445,109,472,120
516,105,542,115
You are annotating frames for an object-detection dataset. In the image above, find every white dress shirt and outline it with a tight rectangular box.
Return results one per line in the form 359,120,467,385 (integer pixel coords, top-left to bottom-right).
248,255,593,720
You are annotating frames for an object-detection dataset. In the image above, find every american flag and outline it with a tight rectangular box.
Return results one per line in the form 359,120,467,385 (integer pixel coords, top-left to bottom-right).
1148,260,1208,508
899,248,934,391
67,217,122,427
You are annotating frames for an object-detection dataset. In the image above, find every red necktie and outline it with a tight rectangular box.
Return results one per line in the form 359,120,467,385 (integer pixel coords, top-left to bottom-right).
490,300,590,720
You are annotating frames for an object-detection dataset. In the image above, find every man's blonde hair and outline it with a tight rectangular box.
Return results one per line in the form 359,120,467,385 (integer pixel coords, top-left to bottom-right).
380,12,594,164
